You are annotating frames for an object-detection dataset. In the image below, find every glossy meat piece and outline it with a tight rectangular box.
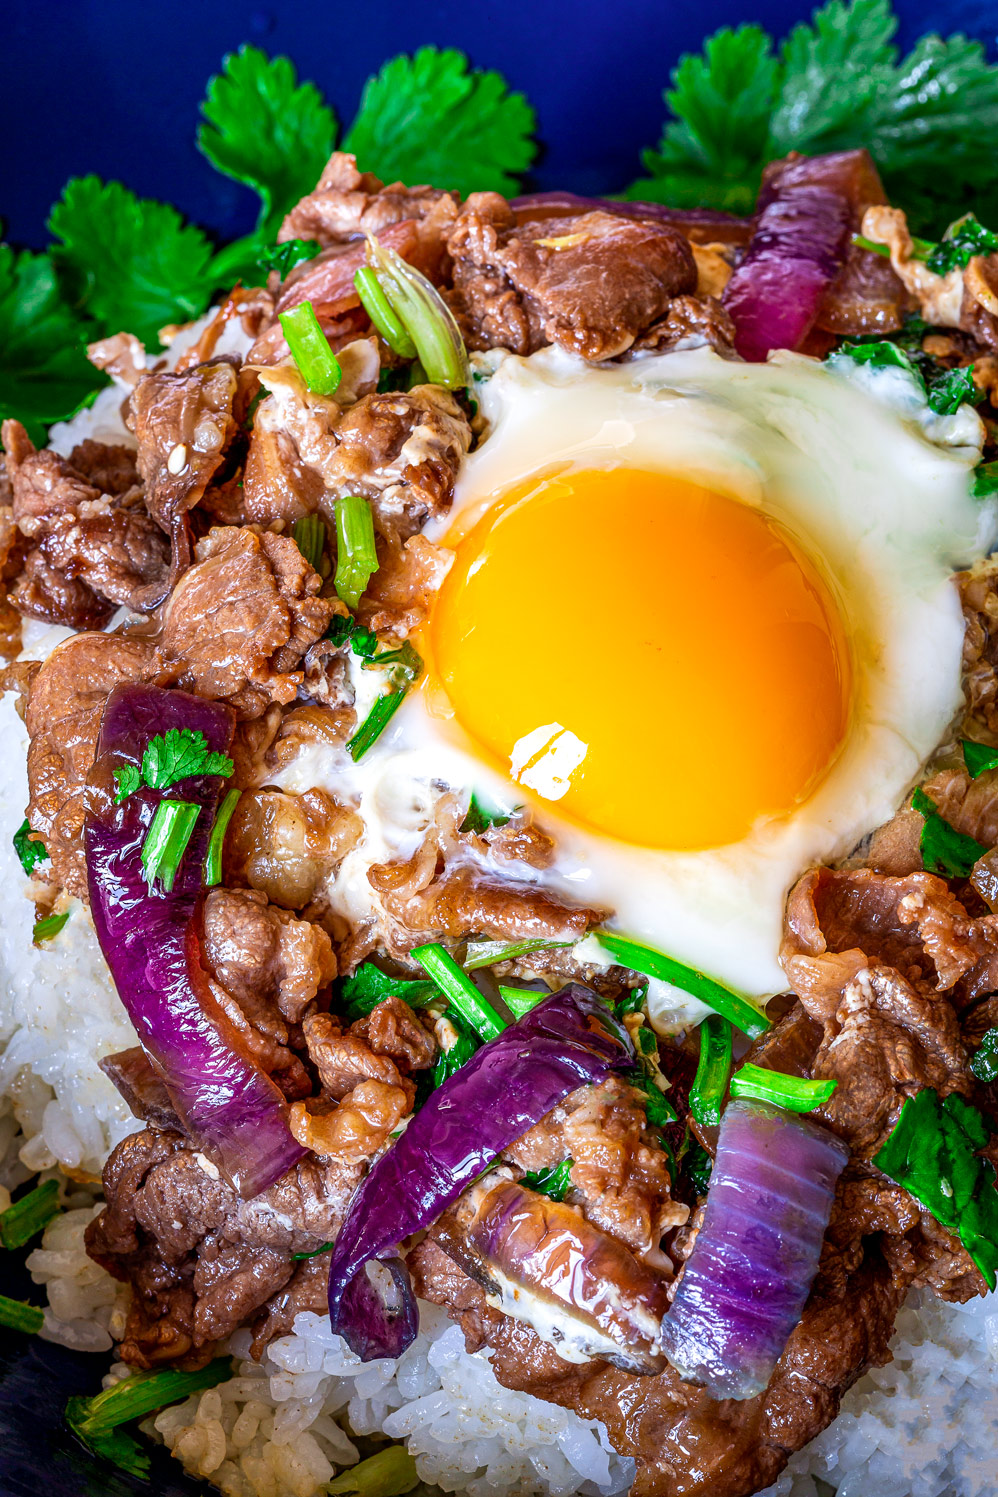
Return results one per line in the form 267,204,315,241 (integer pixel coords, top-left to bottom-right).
959,557,998,742
225,787,363,909
447,193,697,359
278,151,458,249
157,526,334,718
99,1046,182,1131
11,549,114,629
303,1011,417,1102
202,887,336,1023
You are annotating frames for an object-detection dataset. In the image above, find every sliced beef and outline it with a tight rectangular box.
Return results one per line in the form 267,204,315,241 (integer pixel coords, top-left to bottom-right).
278,151,458,250
156,526,334,718
959,557,998,742
0,490,24,659
202,887,336,1023
11,549,114,629
224,787,363,910
13,631,158,897
100,1048,182,1131
627,294,737,357
446,193,697,360
87,1128,363,1368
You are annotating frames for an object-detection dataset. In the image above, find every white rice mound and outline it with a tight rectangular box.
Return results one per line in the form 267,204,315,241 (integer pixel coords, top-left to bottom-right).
2,330,998,1496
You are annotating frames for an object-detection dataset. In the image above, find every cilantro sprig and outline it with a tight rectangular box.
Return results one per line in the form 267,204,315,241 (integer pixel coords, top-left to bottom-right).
521,1158,574,1201
911,787,987,878
113,728,234,805
12,817,48,876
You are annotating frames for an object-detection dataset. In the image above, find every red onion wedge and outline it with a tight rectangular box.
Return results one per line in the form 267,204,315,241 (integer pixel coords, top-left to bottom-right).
327,985,634,1360
659,1099,848,1399
85,684,306,1198
722,153,855,361
451,1180,670,1373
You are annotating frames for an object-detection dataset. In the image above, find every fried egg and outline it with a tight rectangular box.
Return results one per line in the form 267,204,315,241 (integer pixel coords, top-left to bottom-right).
278,345,997,1020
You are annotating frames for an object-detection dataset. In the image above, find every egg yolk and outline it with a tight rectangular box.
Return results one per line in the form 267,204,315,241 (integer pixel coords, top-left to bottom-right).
427,468,852,850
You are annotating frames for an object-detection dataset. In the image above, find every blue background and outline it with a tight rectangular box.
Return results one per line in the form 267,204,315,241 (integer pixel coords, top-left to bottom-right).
2,0,996,252
1,1,997,1493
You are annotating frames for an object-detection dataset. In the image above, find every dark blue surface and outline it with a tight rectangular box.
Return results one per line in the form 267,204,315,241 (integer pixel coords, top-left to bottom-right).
1,2,997,1494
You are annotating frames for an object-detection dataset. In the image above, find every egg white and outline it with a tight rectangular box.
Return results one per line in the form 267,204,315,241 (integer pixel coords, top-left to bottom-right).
280,345,998,1016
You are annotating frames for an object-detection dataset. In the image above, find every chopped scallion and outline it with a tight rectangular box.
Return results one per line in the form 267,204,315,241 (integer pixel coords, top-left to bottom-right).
412,941,506,1042
291,1240,335,1260
292,513,326,572
0,1293,43,1334
13,817,48,875
66,1358,233,1478
334,493,379,609
596,932,770,1039
464,936,573,971
353,265,418,359
365,236,470,390
729,1062,836,1113
326,1444,420,1497
141,799,200,894
0,1178,61,1249
278,299,342,396
32,909,70,943
347,689,407,761
498,983,549,1018
689,1014,732,1129
204,787,241,887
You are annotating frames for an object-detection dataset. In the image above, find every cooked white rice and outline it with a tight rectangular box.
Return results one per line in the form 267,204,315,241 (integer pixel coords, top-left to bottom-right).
2,332,997,1496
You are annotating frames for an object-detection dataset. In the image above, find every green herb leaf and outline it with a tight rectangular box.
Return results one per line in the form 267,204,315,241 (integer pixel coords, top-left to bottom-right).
279,300,342,396
460,794,511,836
633,1072,679,1129
926,365,981,415
970,1027,998,1083
682,1134,714,1195
334,493,378,608
925,213,998,274
497,984,549,1019
464,937,572,971
597,932,770,1038
141,728,234,791
113,766,141,804
326,1444,420,1497
615,985,649,1017
873,1088,998,1289
198,47,337,238
32,910,69,944
432,1009,479,1087
0,1293,44,1335
962,741,998,780
257,238,323,279
522,1158,574,1201
12,817,48,876
141,800,200,894
341,962,438,1019
689,1014,733,1128
329,614,379,656
66,1358,232,1479
347,688,408,761
412,942,506,1043
343,47,536,197
972,461,998,500
48,177,216,347
729,1061,837,1112
626,25,780,213
204,787,241,888
292,514,326,572
832,339,922,378
912,786,987,878
0,244,102,443
0,1179,61,1250
290,1240,335,1261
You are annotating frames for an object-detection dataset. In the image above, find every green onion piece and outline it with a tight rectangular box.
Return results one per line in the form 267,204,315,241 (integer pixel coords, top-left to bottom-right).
292,514,326,572
596,932,770,1039
963,741,998,779
364,639,423,685
0,1178,60,1249
353,266,418,359
0,1293,43,1333
66,1358,233,1480
412,942,506,1042
464,937,573,971
141,800,200,894
521,1158,574,1201
334,493,379,609
278,300,342,396
291,1240,335,1261
689,1014,733,1129
498,984,549,1018
32,909,70,943
729,1062,836,1113
851,234,891,258
327,1445,420,1497
204,788,241,888
348,689,407,761
13,817,48,875
366,236,470,390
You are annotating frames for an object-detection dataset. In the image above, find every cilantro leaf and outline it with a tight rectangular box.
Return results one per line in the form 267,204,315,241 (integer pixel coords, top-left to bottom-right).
972,461,998,500
0,245,102,443
768,0,898,158
12,818,48,876
48,177,216,347
328,614,378,657
626,25,779,214
616,985,649,1017
460,794,510,836
873,1088,998,1289
926,364,981,415
970,1028,998,1083
141,729,233,791
341,962,437,1020
343,47,536,197
682,1135,713,1195
113,766,141,805
832,339,922,379
633,1072,679,1129
925,213,998,275
257,238,323,279
962,741,998,779
198,47,337,239
522,1159,574,1201
432,1010,478,1087
912,787,987,877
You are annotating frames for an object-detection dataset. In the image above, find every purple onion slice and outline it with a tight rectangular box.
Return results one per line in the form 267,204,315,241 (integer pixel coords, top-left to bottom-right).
85,683,306,1198
326,984,634,1360
659,1099,848,1398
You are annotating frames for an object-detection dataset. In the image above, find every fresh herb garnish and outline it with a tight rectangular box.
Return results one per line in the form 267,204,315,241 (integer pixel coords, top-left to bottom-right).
633,1072,679,1130
873,1088,998,1290
354,266,418,359
347,689,408,761
522,1158,574,1201
597,932,770,1038
326,1444,420,1497
346,639,424,762
970,1028,998,1083
0,245,99,443
140,800,200,894
432,1009,479,1087
341,962,437,1019
333,493,378,608
729,1061,837,1112
256,238,323,279
497,984,550,1019
363,236,470,390
616,985,649,1017
831,339,981,414
925,365,981,415
0,1179,60,1250
412,942,506,1043
963,741,998,780
204,787,241,888
279,299,342,396
66,1359,233,1479
911,786,987,878
114,728,233,804
834,339,921,376
972,461,998,500
464,936,572,971
459,793,511,836
329,614,379,656
32,910,69,944
13,818,48,876
682,1134,714,1195
292,514,326,572
689,1014,732,1128
925,213,998,275
0,1294,43,1335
